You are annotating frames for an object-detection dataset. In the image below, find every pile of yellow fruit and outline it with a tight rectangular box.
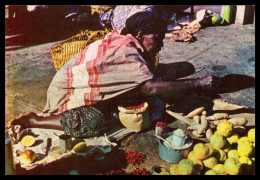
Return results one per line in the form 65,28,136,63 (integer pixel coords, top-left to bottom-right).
168,120,255,175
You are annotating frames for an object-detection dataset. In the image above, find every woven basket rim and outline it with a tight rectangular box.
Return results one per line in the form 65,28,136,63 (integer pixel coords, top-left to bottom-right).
51,29,113,53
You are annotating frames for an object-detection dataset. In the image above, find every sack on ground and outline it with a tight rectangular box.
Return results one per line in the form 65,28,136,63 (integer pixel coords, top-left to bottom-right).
118,102,150,132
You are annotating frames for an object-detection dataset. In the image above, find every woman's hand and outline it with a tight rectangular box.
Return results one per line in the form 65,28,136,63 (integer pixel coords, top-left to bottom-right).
196,75,222,92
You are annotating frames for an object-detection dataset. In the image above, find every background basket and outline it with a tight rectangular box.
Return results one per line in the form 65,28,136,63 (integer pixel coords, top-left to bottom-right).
50,29,112,71
50,29,159,71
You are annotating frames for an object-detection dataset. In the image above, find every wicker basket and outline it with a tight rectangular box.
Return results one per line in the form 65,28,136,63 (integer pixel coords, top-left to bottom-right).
90,5,115,14
50,28,160,71
50,29,113,71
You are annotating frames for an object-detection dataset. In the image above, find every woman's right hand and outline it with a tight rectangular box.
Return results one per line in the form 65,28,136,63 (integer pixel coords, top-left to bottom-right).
197,75,222,92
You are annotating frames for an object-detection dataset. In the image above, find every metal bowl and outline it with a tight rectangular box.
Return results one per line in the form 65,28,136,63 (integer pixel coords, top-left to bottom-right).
151,165,168,175
158,132,193,163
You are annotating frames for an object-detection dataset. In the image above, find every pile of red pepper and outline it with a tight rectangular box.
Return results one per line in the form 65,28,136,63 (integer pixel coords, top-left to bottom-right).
125,151,146,165
123,102,145,110
96,168,151,175
156,121,167,128
96,168,126,175
129,168,151,175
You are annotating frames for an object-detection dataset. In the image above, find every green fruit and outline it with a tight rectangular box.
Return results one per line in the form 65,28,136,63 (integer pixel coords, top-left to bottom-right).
224,158,241,175
177,159,194,175
228,150,240,159
210,133,226,149
211,14,222,25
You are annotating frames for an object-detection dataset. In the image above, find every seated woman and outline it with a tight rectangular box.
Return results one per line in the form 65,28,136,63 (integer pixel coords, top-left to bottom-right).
7,12,221,140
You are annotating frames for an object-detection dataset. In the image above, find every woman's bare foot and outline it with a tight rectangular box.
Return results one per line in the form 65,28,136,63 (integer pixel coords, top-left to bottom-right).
7,112,39,129
6,112,39,142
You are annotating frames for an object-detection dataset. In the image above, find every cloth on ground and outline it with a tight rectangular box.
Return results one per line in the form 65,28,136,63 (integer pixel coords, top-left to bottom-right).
12,127,133,169
60,105,120,139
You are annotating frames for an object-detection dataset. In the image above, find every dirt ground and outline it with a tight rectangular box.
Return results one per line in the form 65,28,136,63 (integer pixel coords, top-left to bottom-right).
5,6,255,175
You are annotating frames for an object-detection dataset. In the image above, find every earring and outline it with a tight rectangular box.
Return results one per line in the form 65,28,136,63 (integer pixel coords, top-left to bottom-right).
137,31,144,41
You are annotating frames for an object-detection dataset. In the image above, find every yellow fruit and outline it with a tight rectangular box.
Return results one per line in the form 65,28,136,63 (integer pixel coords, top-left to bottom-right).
226,133,239,145
192,159,204,172
239,156,252,165
248,128,255,143
222,141,231,153
238,136,250,144
239,156,253,172
228,150,240,159
73,142,86,152
205,169,219,175
252,146,255,157
192,169,201,175
212,148,227,163
216,120,233,137
169,164,179,175
203,157,218,169
187,151,203,172
210,133,226,149
187,151,197,161
212,164,227,175
21,135,35,147
177,159,194,175
224,158,241,175
205,143,214,156
237,140,253,157
193,143,210,160
158,171,170,175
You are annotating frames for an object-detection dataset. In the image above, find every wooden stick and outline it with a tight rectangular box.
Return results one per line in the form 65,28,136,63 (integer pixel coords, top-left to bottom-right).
166,109,197,125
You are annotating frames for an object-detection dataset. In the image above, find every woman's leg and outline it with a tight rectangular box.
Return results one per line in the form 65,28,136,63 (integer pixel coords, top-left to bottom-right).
7,112,63,130
6,112,63,140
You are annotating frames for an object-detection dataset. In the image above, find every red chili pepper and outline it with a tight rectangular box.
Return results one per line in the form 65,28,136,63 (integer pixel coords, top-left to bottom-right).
129,168,151,175
125,151,146,165
96,168,126,175
123,102,145,110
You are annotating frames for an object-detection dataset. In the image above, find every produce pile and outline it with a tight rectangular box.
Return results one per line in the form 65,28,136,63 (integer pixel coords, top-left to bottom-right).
167,105,249,140
95,151,150,175
158,121,255,175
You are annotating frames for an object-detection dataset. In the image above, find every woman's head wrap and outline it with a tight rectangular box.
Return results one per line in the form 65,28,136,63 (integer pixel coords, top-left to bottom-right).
121,11,167,36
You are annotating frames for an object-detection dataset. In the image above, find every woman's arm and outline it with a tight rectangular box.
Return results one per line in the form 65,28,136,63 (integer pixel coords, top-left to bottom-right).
140,75,221,99
156,62,195,81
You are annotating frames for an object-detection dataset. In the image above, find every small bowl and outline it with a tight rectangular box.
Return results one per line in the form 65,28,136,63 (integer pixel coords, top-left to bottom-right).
151,165,168,175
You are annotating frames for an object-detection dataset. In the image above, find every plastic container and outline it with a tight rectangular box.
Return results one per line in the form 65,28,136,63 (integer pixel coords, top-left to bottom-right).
171,130,187,147
223,5,232,24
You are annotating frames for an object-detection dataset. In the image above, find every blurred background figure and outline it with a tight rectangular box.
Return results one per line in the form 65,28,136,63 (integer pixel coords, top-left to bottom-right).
6,5,93,46
98,5,191,32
